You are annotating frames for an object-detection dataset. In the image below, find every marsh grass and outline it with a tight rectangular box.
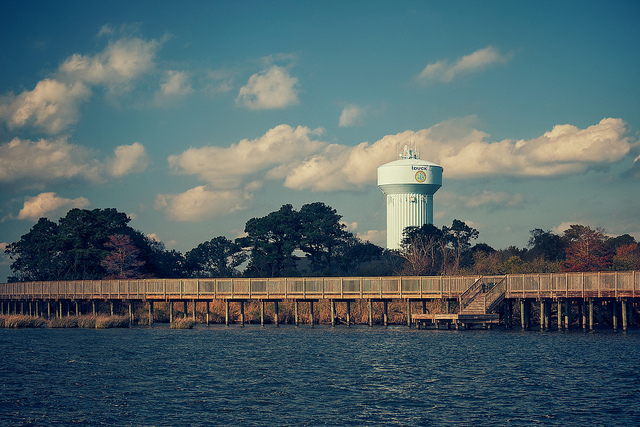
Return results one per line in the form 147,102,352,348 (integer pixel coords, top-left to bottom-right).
0,315,46,328
48,316,79,328
95,315,130,329
170,317,196,329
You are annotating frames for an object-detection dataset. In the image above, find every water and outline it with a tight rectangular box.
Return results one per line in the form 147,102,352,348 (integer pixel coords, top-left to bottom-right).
1,326,639,426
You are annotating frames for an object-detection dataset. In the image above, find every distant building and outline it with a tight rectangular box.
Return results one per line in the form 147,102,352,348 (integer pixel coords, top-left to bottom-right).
377,146,443,250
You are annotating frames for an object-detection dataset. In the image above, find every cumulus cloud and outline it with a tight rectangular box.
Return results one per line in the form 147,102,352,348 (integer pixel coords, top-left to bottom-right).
417,46,512,83
0,35,161,134
0,137,149,188
154,186,252,222
59,36,160,90
168,124,325,189
0,137,99,186
109,142,149,177
165,117,635,207
357,229,387,247
236,66,299,109
17,192,90,220
0,79,91,134
339,105,365,127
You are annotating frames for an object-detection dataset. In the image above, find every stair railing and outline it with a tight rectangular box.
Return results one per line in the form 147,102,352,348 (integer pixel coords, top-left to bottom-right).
459,277,483,312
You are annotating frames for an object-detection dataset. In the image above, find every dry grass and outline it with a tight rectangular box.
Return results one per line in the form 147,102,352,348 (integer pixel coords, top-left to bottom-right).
170,317,196,329
0,315,46,328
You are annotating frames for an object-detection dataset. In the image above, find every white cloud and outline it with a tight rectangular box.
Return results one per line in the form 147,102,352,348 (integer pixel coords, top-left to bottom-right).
59,37,160,90
109,142,149,177
0,137,99,185
154,186,252,222
168,124,326,189
165,118,635,204
357,229,386,247
159,70,193,96
17,192,90,220
0,137,149,188
0,242,10,267
339,105,365,127
0,79,91,134
0,35,161,134
236,65,299,109
417,46,512,83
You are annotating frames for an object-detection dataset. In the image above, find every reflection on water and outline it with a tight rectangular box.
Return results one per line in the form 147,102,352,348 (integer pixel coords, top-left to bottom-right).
1,326,639,426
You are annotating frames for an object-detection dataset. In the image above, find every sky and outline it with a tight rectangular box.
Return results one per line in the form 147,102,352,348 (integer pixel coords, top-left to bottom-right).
1,0,639,281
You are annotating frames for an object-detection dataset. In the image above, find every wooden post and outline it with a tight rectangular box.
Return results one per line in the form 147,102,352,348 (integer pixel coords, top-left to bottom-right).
422,300,427,314
92,301,96,316
589,299,594,330
612,300,618,330
192,300,196,319
148,301,154,325
540,301,545,330
445,300,451,314
369,300,373,327
75,301,80,316
274,301,279,327
128,301,133,325
110,301,114,316
169,301,174,323
206,301,210,325
407,300,412,328
383,300,388,327
331,300,336,326
582,300,587,330
309,301,314,327
295,300,299,327
346,301,351,327
183,301,188,319
260,301,265,327
565,299,571,329
520,299,526,329
557,300,562,329
225,300,229,326
240,301,244,327
59,300,63,318
47,301,51,319
622,300,628,332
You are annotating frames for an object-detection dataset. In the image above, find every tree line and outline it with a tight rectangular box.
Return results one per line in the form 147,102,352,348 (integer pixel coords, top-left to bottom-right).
4,204,640,282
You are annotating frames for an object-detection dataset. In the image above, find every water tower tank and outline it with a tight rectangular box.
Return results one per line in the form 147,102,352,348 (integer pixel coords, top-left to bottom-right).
377,147,443,250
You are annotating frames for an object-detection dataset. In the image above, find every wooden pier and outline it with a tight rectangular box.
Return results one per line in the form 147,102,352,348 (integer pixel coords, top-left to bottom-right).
1,271,638,330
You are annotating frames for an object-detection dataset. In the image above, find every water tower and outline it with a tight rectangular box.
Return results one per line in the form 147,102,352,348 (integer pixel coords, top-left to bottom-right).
377,146,443,250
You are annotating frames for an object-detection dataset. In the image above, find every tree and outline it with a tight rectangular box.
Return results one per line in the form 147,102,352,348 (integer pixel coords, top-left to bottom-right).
399,224,444,275
101,234,145,279
561,225,612,272
185,236,246,277
612,243,640,271
4,218,60,282
527,229,565,261
242,204,301,277
56,208,132,279
444,219,479,273
298,202,351,274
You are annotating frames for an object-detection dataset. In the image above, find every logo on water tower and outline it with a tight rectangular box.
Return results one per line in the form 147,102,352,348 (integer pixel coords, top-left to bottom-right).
415,171,426,182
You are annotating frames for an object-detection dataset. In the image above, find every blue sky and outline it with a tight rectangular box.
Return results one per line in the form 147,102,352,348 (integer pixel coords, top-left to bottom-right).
1,0,639,281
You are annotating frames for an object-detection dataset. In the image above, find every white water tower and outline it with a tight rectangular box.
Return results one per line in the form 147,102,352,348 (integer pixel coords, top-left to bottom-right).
377,146,443,250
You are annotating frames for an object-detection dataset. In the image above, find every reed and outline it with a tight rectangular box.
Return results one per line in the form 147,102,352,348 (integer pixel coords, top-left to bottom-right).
170,317,196,329
48,316,79,328
0,315,46,328
95,315,130,329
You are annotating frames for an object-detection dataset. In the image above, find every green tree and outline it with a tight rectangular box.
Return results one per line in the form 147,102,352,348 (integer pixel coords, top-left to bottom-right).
444,219,479,273
185,236,246,277
299,202,351,274
527,228,565,261
4,218,60,282
241,204,301,277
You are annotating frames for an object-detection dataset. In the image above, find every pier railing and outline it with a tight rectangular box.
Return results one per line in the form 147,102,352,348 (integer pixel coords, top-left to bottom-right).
0,271,638,301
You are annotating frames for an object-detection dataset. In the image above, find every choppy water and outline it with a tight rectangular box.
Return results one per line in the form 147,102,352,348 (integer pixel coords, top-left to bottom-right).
1,325,639,426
